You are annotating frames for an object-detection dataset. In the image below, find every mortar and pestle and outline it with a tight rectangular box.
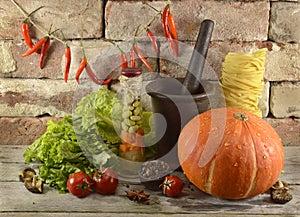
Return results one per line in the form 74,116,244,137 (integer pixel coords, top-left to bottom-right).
145,19,219,170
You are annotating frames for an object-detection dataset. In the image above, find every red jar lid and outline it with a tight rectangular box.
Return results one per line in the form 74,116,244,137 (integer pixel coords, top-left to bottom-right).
121,68,142,78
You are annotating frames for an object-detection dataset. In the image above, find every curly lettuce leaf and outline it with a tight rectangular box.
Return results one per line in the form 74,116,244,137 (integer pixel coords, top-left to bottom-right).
23,116,97,193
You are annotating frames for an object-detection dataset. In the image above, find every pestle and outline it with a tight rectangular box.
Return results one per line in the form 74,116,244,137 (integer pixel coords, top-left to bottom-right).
182,19,214,94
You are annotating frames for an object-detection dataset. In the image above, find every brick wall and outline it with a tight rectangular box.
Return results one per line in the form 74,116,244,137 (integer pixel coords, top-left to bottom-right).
0,0,299,146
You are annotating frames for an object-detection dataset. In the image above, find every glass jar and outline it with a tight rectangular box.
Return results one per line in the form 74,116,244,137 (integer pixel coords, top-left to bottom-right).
118,68,146,162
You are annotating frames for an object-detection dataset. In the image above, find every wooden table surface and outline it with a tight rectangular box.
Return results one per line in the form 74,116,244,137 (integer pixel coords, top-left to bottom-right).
1,145,299,217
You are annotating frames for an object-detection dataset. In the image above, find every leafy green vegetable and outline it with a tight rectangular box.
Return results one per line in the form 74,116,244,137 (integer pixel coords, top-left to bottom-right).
23,116,96,192
23,87,155,193
73,87,122,167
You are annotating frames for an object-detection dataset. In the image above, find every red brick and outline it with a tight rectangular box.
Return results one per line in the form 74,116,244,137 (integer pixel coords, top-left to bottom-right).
105,0,269,41
0,0,103,40
11,40,65,79
0,117,61,146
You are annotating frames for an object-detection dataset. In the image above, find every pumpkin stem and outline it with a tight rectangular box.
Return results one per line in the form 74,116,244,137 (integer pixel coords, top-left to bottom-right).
233,112,248,121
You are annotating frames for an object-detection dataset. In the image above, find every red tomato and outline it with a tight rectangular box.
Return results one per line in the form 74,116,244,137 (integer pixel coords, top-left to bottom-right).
93,167,118,195
67,171,93,198
162,175,183,197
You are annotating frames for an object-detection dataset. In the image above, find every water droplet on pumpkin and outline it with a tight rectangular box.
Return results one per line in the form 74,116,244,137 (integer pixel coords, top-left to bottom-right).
237,144,242,150
224,142,231,147
256,132,261,137
225,131,231,135
233,162,239,167
263,155,267,159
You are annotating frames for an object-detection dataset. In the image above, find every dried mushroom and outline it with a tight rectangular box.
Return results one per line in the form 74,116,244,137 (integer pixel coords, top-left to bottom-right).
270,180,293,204
19,167,43,194
19,167,36,182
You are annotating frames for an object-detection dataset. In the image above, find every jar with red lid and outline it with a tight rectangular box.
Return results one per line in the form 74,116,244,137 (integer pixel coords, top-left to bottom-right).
118,68,146,163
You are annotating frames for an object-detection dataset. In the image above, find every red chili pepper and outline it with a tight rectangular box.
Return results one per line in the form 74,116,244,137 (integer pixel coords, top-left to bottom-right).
64,45,71,83
161,4,178,57
130,50,135,68
21,22,41,54
21,21,34,49
162,5,170,39
75,58,87,84
39,38,50,69
167,13,178,41
85,64,112,85
133,43,154,72
120,52,128,69
20,6,44,54
21,37,47,57
167,13,179,56
147,29,158,54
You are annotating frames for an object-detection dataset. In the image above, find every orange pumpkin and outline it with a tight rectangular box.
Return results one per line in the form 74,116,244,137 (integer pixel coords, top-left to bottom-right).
178,108,284,199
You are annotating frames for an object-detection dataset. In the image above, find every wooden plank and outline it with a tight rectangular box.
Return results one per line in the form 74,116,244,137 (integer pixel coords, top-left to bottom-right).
1,146,299,183
0,181,299,215
0,213,295,217
1,214,295,217
0,145,299,216
282,146,300,184
0,145,26,163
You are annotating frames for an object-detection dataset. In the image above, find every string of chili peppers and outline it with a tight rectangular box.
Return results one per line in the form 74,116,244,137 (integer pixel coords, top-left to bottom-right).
75,41,112,85
21,25,60,70
12,0,179,85
146,2,178,57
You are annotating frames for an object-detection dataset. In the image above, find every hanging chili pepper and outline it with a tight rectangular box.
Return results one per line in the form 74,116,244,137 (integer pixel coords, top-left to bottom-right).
167,13,178,41
133,43,154,72
167,12,178,56
75,58,87,84
104,39,128,69
130,49,136,68
161,4,178,57
20,6,44,54
39,37,50,69
162,4,170,39
147,29,158,54
85,64,112,85
162,5,173,54
64,45,71,83
21,21,34,49
120,52,128,69
21,37,48,57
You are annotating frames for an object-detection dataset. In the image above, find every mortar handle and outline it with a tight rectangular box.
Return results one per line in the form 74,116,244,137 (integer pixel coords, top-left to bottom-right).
182,19,214,94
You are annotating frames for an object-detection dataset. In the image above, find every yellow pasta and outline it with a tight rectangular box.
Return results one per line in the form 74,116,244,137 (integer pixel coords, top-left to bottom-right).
220,48,267,117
